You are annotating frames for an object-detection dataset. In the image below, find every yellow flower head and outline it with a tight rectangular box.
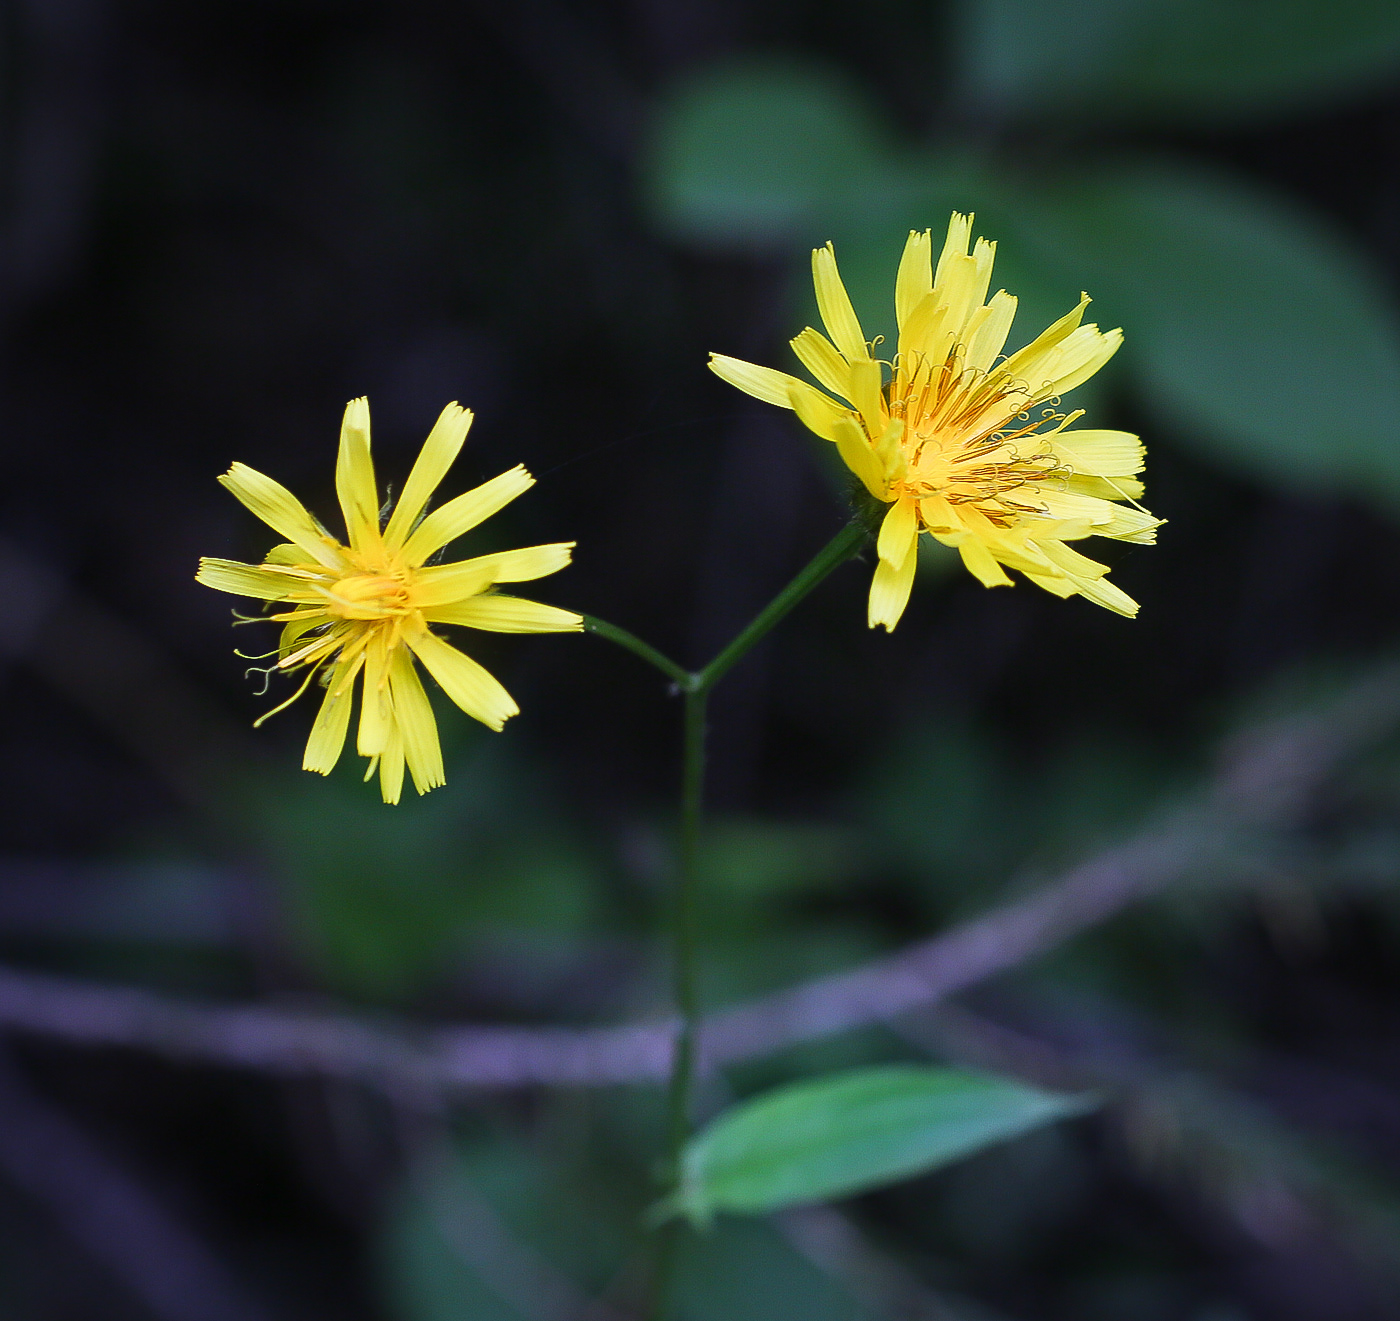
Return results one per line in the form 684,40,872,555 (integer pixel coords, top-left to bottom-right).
710,213,1160,629
197,398,581,803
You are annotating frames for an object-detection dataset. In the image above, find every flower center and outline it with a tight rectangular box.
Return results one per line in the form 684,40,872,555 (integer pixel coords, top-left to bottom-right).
321,572,412,620
888,356,1065,521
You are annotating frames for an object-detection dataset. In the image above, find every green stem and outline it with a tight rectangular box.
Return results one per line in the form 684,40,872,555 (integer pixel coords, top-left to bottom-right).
693,518,868,692
666,687,707,1158
583,615,690,687
589,517,871,1319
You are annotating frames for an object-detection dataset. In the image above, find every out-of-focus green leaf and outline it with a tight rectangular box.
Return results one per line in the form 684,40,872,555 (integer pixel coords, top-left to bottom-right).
381,1134,634,1321
675,1066,1095,1222
699,819,859,905
673,1216,867,1321
958,0,1400,124
251,745,602,1000
644,58,895,248
1028,163,1400,510
381,1120,867,1321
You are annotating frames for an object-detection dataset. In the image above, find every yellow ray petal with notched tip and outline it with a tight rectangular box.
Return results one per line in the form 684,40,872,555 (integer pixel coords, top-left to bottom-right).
388,646,444,795
895,229,932,331
196,558,304,599
218,465,343,569
303,655,360,775
399,465,535,565
408,627,519,731
426,595,584,632
813,243,869,362
383,402,474,550
336,396,380,551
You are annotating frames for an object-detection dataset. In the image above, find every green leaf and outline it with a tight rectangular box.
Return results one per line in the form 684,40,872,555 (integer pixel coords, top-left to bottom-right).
676,1066,1096,1222
1027,163,1400,510
673,1217,867,1321
958,0,1400,124
644,57,895,247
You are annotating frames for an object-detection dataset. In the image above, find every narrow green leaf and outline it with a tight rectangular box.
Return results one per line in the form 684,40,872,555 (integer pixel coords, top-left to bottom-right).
1028,163,1400,510
958,0,1400,124
678,1066,1096,1223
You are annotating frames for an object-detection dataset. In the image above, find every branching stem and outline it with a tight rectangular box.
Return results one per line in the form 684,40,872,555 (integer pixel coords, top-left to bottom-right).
587,517,870,1318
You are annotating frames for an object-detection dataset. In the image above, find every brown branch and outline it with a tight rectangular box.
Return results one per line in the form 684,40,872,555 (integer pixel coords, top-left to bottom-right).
0,664,1394,1091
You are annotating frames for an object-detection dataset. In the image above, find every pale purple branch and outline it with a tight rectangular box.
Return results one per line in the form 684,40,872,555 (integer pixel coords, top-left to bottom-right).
0,665,1395,1091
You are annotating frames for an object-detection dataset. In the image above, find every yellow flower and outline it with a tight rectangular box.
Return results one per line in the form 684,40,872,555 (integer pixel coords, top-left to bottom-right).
710,213,1160,629
197,398,581,804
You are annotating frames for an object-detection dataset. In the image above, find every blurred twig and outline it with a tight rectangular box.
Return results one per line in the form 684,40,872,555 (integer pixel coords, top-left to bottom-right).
5,522,1400,1091
0,660,1393,1090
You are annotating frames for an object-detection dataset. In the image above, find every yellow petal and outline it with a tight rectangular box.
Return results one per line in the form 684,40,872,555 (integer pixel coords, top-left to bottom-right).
789,381,850,442
847,357,886,438
196,558,302,599
416,547,572,610
408,629,519,731
832,416,887,499
867,543,918,630
933,212,973,288
303,657,358,775
790,328,852,397
957,536,1014,588
917,494,960,535
400,465,535,564
1036,538,1109,580
876,497,918,570
894,229,932,331
897,294,952,378
410,561,498,609
356,635,391,757
1072,573,1139,617
428,595,583,632
1022,566,1079,598
936,253,981,339
999,295,1090,391
1050,429,1144,476
383,403,475,550
963,290,1018,373
708,354,803,408
377,726,406,805
447,542,576,586
218,464,341,568
1094,505,1161,544
389,648,444,795
335,397,380,551
1038,325,1123,397
1067,475,1146,503
812,243,868,362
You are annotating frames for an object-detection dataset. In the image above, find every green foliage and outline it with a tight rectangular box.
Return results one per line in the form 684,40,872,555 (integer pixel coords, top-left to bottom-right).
674,1066,1096,1223
956,0,1400,124
645,59,895,249
381,1123,865,1321
643,42,1400,520
249,742,605,1001
1026,165,1400,508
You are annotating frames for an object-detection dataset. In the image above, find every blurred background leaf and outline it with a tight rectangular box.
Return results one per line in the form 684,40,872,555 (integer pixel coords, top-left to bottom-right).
1019,163,1400,511
956,0,1400,124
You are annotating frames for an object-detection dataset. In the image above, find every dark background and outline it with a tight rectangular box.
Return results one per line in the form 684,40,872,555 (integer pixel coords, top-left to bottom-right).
6,0,1400,1318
